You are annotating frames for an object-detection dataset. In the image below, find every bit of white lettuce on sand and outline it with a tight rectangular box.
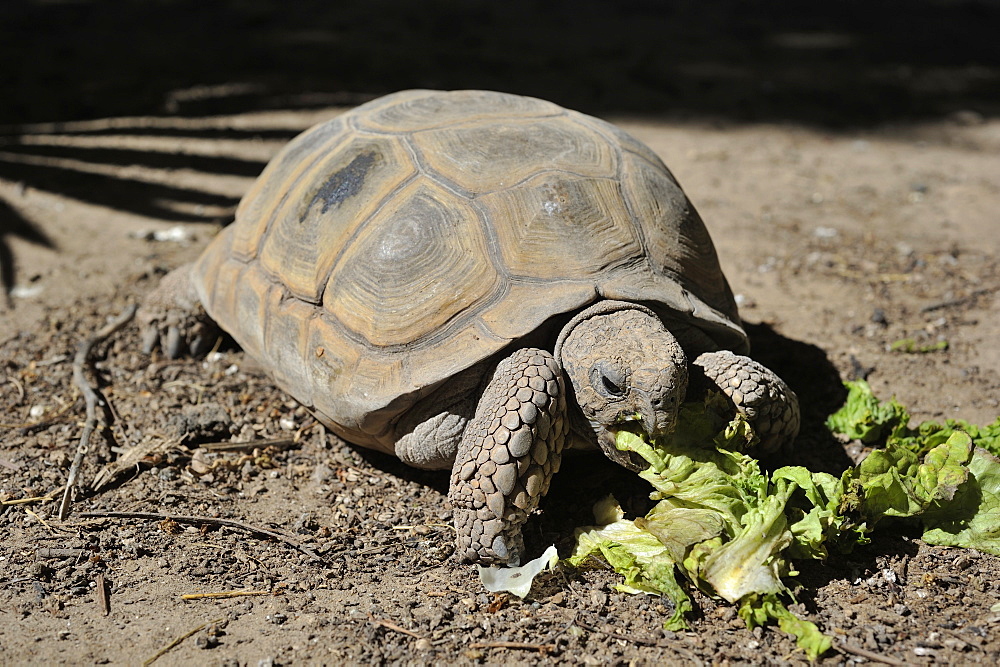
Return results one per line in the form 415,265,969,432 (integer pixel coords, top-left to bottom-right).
568,382,1000,660
478,545,559,599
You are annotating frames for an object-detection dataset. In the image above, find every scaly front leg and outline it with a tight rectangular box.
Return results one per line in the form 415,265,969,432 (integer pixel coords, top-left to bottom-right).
692,350,800,454
449,348,569,565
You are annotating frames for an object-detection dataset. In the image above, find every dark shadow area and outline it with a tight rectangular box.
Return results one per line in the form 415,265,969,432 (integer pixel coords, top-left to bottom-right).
2,0,997,294
0,197,55,304
13,127,308,141
0,122,307,293
0,159,241,223
350,445,452,498
1,142,268,179
746,322,852,475
2,0,999,128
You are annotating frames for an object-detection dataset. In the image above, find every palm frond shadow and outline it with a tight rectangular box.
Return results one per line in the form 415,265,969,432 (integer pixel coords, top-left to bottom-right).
0,119,313,299
0,197,55,305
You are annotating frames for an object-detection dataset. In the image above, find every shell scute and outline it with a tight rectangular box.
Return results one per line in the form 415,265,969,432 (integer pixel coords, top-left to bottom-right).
323,180,500,348
232,117,349,262
255,133,417,303
478,172,641,280
412,117,615,193
357,89,563,133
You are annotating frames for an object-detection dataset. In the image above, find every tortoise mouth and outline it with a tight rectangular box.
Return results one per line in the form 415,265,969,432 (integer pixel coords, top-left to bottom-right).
598,425,651,473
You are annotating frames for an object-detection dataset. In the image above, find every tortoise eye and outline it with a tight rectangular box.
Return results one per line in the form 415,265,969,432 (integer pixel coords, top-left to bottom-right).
590,363,626,398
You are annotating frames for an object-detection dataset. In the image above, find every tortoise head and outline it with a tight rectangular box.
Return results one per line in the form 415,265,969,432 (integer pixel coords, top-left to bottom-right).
555,301,688,471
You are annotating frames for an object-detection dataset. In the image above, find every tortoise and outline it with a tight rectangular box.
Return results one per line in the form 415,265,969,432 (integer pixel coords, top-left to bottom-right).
139,89,800,566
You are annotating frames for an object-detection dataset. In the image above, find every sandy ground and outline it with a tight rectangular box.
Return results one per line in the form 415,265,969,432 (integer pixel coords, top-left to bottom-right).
0,102,998,665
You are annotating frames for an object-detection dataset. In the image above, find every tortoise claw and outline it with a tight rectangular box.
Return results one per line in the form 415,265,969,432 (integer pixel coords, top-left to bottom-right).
165,326,183,359
141,326,160,356
692,350,800,454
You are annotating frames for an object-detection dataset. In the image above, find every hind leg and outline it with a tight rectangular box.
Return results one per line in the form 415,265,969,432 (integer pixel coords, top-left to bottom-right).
137,264,219,358
393,364,488,470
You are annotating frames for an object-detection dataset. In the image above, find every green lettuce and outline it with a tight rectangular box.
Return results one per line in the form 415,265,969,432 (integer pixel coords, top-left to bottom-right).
921,445,1000,553
569,384,1000,661
828,380,1000,553
570,405,834,659
827,379,1000,458
824,379,909,444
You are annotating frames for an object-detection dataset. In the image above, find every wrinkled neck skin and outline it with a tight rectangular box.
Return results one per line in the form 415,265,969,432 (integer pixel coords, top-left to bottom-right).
555,301,689,471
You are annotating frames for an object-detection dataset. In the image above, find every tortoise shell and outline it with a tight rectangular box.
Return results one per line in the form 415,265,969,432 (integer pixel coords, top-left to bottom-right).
192,90,746,453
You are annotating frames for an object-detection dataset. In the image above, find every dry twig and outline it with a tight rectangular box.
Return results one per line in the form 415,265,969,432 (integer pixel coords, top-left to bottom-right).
369,615,426,639
142,617,223,666
180,590,272,600
571,617,670,647
91,435,181,491
570,614,701,664
58,304,137,520
2,495,56,506
36,548,88,559
469,641,555,653
5,375,24,402
836,641,908,665
199,437,297,452
0,396,76,430
25,508,74,534
95,572,110,616
77,511,326,564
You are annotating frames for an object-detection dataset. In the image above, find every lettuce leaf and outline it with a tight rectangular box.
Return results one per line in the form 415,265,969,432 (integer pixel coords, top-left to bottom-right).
825,379,908,443
739,593,832,659
921,444,1000,553
828,380,1000,555
570,386,1000,661
572,403,837,659
827,379,1000,458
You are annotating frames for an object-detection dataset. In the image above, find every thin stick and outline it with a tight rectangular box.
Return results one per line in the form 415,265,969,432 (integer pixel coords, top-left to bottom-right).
142,617,223,666
95,572,110,616
0,397,76,430
25,508,74,534
572,617,670,648
469,641,554,653
571,615,701,663
58,305,137,520
836,642,907,665
77,511,326,564
199,437,297,452
37,548,88,559
5,375,24,402
369,615,425,639
2,495,56,506
180,590,272,600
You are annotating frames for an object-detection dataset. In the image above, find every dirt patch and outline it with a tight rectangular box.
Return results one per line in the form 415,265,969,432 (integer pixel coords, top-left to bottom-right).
1,107,999,665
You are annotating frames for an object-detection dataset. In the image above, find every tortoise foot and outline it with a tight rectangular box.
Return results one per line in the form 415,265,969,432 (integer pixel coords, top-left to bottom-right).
138,263,219,358
449,348,569,566
692,350,800,454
